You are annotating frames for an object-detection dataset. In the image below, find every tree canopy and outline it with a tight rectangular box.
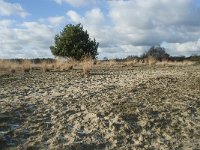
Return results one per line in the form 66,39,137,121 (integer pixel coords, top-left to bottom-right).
144,45,170,61
50,24,99,60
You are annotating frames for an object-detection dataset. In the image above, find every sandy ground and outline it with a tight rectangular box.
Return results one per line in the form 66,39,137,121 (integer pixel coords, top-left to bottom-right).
0,65,200,150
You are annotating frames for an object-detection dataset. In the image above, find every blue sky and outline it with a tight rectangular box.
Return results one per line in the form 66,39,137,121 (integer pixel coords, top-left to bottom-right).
0,0,200,59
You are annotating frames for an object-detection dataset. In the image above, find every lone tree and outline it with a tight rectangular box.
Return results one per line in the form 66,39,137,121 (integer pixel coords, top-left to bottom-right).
50,24,99,60
144,45,170,61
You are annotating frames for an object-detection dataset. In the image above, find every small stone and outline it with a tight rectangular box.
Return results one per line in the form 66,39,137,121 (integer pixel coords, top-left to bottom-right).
80,105,85,111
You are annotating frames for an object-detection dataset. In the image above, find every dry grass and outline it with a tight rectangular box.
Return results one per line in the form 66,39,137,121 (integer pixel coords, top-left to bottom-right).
96,59,118,68
82,56,93,77
161,60,169,66
96,60,102,65
181,60,195,65
9,62,19,73
147,56,157,66
53,59,63,70
0,60,12,70
53,59,79,71
0,60,19,73
40,61,51,72
0,58,198,76
155,60,195,66
124,59,138,66
94,60,108,67
65,59,79,70
21,60,32,73
109,59,117,67
135,59,144,65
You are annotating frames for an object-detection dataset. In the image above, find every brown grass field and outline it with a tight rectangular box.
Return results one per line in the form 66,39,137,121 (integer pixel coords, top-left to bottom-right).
0,59,200,149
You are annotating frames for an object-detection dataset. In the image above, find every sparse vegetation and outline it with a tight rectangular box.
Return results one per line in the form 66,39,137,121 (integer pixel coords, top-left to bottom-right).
1,64,200,149
21,60,32,73
82,56,93,77
40,61,50,72
0,54,199,76
124,59,138,66
147,56,157,65
66,58,79,70
109,59,117,67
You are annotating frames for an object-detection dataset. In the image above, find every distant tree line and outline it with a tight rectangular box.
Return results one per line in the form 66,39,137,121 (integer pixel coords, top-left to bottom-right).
2,58,55,64
123,45,200,63
4,45,199,63
141,46,169,61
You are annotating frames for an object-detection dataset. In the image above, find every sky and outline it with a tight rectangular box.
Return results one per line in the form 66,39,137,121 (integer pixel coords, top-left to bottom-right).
0,0,200,59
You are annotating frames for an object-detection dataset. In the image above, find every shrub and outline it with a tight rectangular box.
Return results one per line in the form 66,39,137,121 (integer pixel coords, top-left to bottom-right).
143,45,170,61
50,24,99,60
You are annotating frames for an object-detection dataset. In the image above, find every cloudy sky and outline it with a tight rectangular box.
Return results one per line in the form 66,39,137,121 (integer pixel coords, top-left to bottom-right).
0,0,200,59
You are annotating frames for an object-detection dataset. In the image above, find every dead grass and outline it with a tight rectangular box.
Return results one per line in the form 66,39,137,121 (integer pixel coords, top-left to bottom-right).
65,59,79,70
0,60,19,73
94,60,108,67
161,60,169,66
109,59,117,67
52,59,63,70
9,62,19,73
0,60,11,70
155,60,195,66
40,61,51,72
0,58,197,76
96,60,102,65
52,59,79,71
181,60,195,65
147,56,157,66
21,60,32,73
82,56,93,77
124,59,138,66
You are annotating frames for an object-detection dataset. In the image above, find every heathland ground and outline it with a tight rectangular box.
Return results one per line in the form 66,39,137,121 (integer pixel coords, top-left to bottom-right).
0,61,200,149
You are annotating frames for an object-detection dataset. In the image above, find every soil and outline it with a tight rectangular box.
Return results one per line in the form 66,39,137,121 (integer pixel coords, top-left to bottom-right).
0,65,200,149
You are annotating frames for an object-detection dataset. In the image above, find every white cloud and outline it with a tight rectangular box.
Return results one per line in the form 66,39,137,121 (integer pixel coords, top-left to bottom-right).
0,0,28,17
98,45,148,59
108,0,200,45
67,10,82,23
67,8,105,26
66,0,200,58
85,8,105,26
54,0,89,7
162,39,200,56
0,22,55,58
48,16,65,26
0,19,15,28
67,8,108,41
39,16,65,27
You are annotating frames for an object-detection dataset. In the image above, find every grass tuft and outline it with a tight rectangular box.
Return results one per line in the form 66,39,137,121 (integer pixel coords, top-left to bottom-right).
124,59,138,66
147,56,157,66
21,60,32,73
82,56,93,77
109,59,117,68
